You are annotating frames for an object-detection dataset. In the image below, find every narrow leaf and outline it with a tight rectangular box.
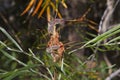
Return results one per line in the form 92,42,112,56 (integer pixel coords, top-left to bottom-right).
61,0,68,8
0,27,23,51
38,0,50,18
32,0,43,16
21,0,35,15
50,2,62,18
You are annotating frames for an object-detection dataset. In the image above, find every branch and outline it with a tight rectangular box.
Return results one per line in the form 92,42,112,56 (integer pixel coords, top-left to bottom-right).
106,68,120,80
98,0,120,34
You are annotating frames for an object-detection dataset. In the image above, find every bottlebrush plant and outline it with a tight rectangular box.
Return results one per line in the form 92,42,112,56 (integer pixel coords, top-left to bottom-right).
21,0,67,62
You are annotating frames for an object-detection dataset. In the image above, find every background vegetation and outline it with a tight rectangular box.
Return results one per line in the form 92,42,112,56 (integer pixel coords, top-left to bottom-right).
0,0,120,80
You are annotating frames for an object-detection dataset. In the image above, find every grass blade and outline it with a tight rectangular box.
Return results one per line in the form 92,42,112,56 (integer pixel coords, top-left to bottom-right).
0,27,23,51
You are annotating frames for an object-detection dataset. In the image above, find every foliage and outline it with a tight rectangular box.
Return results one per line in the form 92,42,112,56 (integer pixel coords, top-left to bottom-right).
0,0,120,80
0,24,120,80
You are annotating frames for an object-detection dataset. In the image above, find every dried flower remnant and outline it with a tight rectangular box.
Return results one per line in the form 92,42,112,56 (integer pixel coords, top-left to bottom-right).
46,31,65,62
46,18,65,62
47,19,64,34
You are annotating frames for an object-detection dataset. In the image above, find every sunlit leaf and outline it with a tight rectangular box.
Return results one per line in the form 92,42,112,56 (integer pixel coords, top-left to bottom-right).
47,6,51,22
38,0,50,18
61,0,68,8
32,0,43,16
21,0,35,15
50,2,62,18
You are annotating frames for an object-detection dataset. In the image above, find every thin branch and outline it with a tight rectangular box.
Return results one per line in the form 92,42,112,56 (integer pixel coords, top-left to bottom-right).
98,0,120,34
106,68,120,80
103,53,113,74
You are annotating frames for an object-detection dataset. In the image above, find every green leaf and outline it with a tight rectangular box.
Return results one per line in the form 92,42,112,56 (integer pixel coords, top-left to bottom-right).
0,27,23,51
0,50,26,66
69,24,120,54
83,24,120,47
1,64,40,80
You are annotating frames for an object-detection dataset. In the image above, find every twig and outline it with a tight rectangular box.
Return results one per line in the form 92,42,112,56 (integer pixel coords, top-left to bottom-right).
98,0,120,34
103,53,112,74
105,68,120,80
